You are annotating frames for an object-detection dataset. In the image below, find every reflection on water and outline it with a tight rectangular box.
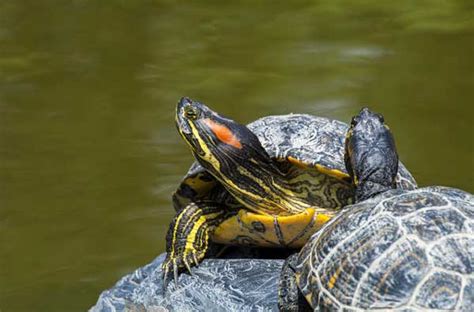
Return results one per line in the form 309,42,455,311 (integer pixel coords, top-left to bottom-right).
0,1,473,311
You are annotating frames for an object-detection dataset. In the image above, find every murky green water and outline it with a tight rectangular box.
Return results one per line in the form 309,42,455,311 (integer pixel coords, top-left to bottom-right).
0,1,473,311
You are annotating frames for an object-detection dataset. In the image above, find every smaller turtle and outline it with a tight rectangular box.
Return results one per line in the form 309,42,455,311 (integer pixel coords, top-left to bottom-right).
164,98,417,285
279,108,474,311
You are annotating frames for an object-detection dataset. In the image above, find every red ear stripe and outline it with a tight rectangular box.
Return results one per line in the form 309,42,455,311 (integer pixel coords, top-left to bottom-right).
203,119,243,149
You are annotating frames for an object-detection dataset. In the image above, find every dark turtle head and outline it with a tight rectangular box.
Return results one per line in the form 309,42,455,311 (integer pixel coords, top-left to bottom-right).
176,97,288,213
344,108,399,202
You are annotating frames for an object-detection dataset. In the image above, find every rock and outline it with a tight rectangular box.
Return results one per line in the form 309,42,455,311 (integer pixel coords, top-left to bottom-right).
91,253,284,312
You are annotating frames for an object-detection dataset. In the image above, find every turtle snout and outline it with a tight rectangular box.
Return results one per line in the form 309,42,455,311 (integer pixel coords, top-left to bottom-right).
179,96,192,106
177,97,193,113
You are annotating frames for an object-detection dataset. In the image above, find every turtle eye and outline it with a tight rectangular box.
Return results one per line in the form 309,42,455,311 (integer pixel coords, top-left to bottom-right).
184,105,199,120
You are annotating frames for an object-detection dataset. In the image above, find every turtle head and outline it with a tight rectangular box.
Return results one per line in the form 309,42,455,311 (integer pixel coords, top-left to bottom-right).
344,108,399,202
176,97,281,207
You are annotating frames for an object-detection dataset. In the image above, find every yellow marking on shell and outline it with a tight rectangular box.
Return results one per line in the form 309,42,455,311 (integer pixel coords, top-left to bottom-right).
314,164,350,181
211,215,254,244
175,176,217,207
289,210,335,246
212,207,335,248
288,156,350,181
376,249,425,295
328,267,341,289
315,212,332,224
287,156,309,169
241,209,313,246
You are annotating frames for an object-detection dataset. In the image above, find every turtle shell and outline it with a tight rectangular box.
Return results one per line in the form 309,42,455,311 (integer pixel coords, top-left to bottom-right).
173,114,417,213
295,186,474,310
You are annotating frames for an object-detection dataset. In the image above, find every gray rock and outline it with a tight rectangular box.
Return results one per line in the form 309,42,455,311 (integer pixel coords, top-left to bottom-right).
91,253,284,312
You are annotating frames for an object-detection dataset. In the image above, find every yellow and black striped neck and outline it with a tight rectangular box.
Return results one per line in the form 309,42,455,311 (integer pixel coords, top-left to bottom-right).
176,97,312,216
211,155,313,215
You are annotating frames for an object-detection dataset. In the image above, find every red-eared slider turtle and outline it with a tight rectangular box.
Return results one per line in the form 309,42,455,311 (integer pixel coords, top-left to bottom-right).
279,108,474,311
163,98,417,284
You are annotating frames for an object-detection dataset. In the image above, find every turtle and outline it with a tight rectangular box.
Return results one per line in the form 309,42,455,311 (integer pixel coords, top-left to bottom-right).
278,108,474,311
163,97,417,285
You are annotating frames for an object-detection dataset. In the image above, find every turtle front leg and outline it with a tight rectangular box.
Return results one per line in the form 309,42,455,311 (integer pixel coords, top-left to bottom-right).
162,202,226,288
278,253,312,312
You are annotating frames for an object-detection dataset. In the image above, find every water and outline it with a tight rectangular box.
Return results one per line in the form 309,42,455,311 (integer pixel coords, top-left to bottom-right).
0,1,472,311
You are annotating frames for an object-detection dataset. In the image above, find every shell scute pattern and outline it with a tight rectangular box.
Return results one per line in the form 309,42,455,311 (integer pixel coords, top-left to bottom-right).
248,115,349,170
298,187,474,310
414,271,462,310
354,237,430,309
429,236,474,275
318,216,403,306
454,199,474,219
403,208,467,242
317,293,342,311
310,202,375,265
432,186,473,201
380,191,449,217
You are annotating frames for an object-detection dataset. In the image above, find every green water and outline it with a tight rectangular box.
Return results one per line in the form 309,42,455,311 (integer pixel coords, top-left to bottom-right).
0,1,473,311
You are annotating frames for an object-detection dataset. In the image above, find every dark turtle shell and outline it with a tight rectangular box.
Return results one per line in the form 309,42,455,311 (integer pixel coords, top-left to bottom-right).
295,186,474,310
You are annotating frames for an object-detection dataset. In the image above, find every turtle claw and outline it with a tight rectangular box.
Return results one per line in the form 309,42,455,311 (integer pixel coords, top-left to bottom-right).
162,257,182,291
183,257,194,276
192,253,199,267
161,257,176,291
173,262,179,288
162,202,214,291
162,251,203,291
